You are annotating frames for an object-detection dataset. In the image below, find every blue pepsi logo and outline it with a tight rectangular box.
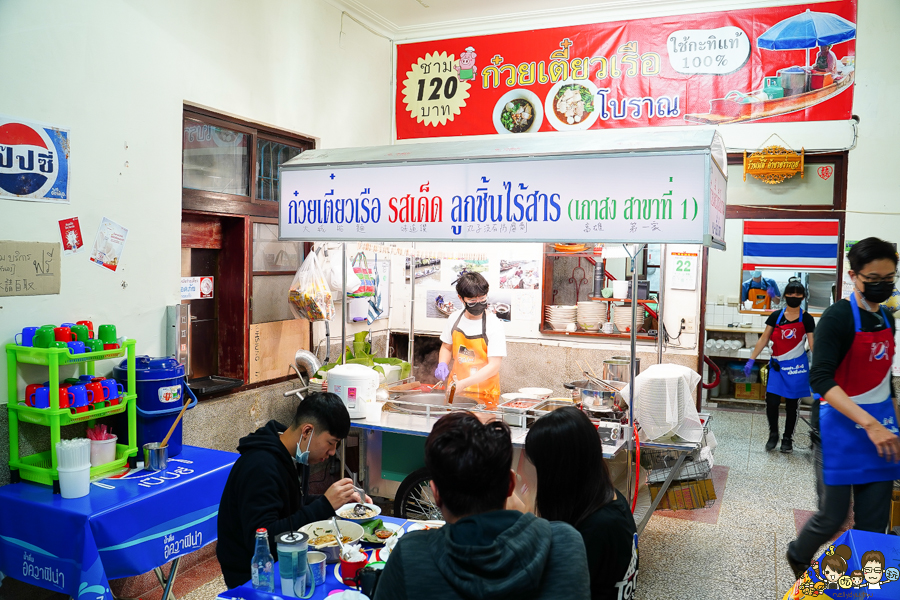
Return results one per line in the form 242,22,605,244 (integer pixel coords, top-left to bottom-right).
0,122,63,199
870,342,889,361
783,329,796,340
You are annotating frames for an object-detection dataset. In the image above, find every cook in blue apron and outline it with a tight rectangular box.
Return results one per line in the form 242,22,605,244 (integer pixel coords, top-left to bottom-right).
787,237,900,578
818,295,900,486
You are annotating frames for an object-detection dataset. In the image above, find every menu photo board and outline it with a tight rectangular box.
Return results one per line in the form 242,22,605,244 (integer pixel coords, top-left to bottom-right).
395,0,857,139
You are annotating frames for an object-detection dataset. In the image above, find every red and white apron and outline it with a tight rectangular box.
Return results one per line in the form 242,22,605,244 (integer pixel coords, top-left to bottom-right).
818,295,900,486
767,308,811,400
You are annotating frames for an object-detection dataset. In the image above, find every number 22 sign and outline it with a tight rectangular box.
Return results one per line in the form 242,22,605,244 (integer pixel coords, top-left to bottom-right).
670,252,698,291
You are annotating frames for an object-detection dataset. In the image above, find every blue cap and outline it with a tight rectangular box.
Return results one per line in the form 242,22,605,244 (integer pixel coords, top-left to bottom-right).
752,270,762,278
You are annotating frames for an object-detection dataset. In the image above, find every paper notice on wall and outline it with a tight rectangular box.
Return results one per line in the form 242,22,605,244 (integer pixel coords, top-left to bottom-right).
58,217,84,255
89,217,128,272
0,240,61,296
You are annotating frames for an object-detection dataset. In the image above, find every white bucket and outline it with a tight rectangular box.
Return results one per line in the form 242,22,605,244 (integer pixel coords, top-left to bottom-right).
612,280,629,299
58,465,90,499
90,436,118,467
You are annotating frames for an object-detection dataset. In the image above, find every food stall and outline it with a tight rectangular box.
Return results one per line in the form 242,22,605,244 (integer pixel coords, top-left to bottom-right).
278,129,726,530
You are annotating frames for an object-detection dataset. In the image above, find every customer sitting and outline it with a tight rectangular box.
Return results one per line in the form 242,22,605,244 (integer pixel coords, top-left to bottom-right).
374,411,590,600
217,392,367,588
524,406,638,600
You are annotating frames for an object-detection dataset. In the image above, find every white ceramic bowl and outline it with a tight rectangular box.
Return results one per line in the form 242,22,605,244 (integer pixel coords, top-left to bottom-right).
336,502,382,522
519,387,553,400
300,519,365,563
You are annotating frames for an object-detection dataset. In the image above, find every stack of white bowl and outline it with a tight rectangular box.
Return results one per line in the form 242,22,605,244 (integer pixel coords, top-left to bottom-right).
545,305,577,331
576,301,608,332
612,303,636,333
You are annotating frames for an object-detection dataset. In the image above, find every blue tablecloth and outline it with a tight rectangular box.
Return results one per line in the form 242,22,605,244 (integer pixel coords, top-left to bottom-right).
0,445,236,600
217,516,409,600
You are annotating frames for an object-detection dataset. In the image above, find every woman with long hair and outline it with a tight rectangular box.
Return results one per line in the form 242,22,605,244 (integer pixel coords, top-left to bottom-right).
524,406,638,600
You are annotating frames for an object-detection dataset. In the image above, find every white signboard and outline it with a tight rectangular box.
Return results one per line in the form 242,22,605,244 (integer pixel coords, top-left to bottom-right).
669,251,698,290
280,153,718,245
181,276,214,300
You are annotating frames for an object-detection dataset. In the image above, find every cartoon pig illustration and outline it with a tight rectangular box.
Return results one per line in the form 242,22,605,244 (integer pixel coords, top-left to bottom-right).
456,46,477,80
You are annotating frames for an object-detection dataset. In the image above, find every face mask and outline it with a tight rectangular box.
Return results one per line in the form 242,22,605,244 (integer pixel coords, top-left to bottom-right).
466,301,488,316
860,280,894,304
295,427,314,465
785,296,803,308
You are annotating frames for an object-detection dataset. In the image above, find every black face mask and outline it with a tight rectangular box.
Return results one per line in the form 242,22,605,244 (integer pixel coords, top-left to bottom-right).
466,301,488,316
860,281,894,304
785,296,803,308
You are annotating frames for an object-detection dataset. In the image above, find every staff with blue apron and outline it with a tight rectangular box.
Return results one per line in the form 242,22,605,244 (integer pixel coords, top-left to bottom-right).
786,237,900,579
744,279,815,454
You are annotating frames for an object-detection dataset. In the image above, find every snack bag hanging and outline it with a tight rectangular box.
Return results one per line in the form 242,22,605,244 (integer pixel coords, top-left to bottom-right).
288,251,335,321
347,252,375,298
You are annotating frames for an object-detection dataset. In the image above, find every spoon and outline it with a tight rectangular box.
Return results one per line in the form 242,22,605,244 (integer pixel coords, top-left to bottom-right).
331,516,346,555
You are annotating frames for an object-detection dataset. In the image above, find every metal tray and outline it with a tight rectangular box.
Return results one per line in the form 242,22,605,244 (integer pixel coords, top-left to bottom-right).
499,398,542,427
525,400,574,427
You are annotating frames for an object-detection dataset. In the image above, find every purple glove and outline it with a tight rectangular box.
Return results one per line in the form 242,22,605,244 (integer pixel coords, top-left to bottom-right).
434,362,450,380
743,360,754,379
766,286,776,298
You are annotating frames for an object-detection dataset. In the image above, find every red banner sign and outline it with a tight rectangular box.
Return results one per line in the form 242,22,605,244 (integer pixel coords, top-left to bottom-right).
395,0,856,139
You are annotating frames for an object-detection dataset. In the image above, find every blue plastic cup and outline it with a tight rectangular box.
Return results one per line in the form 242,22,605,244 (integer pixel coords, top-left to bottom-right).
67,341,86,355
15,326,39,347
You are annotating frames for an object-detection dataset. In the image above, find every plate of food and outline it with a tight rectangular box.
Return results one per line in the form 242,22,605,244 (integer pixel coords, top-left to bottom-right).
544,80,600,131
337,502,382,521
361,520,405,543
406,520,446,532
492,89,543,134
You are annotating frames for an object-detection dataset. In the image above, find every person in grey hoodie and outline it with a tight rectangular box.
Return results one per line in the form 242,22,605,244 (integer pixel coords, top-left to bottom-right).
374,412,590,600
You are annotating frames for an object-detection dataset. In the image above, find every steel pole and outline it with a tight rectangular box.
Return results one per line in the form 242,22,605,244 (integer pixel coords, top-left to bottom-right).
408,244,416,371
657,244,667,364
341,243,347,364
625,243,645,504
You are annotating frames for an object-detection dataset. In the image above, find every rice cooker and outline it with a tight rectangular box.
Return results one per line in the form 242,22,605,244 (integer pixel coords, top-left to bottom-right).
328,364,379,419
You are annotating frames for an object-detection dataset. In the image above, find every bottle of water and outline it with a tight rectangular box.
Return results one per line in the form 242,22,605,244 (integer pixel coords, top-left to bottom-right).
251,528,275,592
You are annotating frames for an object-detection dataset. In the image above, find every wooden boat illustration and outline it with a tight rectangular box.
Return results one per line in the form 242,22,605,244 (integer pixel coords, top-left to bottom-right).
684,69,854,125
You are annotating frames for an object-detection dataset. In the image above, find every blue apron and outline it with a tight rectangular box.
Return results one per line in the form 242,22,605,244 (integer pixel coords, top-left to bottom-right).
766,308,811,400
818,295,900,486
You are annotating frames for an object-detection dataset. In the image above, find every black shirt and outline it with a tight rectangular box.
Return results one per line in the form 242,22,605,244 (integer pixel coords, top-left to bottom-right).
575,491,639,600
809,298,896,398
765,309,816,333
216,420,335,588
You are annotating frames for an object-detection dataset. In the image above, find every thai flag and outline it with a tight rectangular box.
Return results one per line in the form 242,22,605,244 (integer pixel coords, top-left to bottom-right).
742,220,840,272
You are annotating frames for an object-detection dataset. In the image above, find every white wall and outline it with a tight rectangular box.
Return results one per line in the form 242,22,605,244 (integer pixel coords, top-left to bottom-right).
379,241,702,356
702,0,900,317
0,0,392,398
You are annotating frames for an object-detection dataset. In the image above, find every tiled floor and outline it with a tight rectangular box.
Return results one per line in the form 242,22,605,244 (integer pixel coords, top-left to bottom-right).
1,407,828,600
634,406,822,600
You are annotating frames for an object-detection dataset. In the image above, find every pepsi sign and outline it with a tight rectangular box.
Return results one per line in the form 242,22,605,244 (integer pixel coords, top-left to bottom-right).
0,117,69,203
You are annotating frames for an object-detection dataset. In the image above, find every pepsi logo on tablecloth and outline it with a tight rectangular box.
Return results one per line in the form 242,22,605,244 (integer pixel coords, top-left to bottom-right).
0,117,70,203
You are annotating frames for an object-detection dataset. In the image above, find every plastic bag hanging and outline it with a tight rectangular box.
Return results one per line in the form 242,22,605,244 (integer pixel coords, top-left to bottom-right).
366,256,383,325
347,252,375,298
288,251,335,321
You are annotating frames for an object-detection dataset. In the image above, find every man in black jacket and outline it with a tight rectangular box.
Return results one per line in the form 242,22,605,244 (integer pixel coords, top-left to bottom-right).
217,392,366,588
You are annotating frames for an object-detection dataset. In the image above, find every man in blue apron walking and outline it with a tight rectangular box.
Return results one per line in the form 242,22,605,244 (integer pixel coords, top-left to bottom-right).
786,238,900,579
